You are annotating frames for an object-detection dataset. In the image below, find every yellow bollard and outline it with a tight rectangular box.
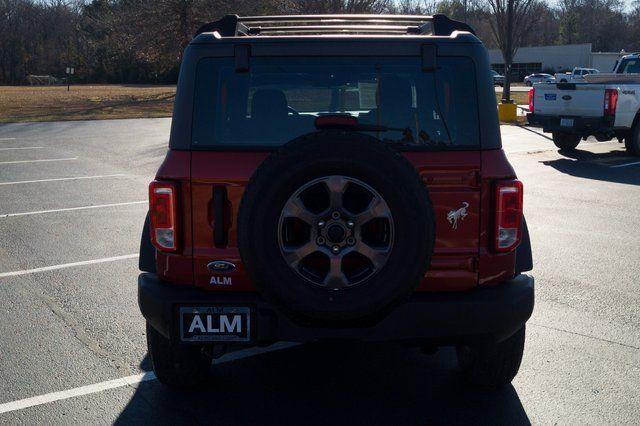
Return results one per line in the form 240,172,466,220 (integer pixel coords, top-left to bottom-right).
497,102,517,123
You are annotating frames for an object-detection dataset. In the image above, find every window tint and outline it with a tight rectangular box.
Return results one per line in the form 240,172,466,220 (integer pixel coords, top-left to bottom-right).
619,59,640,74
192,56,479,149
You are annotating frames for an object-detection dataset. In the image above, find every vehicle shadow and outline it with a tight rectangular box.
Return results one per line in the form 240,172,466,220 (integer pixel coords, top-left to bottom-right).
542,147,640,186
115,342,530,425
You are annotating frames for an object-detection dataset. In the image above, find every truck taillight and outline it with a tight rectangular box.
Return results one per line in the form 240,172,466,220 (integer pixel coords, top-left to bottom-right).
604,89,618,117
149,180,179,252
495,180,523,252
528,88,535,112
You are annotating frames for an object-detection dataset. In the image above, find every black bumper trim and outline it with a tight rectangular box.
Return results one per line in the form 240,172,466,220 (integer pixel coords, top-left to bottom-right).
139,273,534,346
527,113,613,135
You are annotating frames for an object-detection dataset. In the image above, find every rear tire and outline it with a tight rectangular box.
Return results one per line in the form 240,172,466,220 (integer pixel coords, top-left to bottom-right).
457,326,526,388
146,323,212,389
626,125,640,156
552,132,580,151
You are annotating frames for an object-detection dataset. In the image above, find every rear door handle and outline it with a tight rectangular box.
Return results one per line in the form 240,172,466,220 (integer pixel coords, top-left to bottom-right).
213,187,228,247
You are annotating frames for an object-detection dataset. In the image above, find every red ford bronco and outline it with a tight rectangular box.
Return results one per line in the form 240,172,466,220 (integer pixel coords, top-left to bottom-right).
138,14,534,389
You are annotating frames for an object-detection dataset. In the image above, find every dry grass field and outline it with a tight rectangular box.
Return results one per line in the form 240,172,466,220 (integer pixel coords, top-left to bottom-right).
0,84,527,124
496,91,529,105
0,85,175,123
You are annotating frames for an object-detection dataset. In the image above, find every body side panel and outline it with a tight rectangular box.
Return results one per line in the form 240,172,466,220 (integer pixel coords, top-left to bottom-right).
190,151,481,292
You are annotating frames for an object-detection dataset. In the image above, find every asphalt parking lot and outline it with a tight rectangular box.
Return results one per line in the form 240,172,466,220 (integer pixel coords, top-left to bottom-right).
0,119,639,424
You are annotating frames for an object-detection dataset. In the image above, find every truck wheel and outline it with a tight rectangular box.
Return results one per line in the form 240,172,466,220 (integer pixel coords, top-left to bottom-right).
238,131,435,323
626,125,640,156
456,326,526,388
146,323,212,389
552,132,580,151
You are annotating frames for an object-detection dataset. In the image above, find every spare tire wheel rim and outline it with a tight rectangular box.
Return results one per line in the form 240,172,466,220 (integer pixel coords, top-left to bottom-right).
277,175,394,290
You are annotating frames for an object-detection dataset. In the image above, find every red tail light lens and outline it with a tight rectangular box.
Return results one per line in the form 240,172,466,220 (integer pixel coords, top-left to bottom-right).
495,180,523,252
604,89,618,117
149,181,178,251
528,88,535,112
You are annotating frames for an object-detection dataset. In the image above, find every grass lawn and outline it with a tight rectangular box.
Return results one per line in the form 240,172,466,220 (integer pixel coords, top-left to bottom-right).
495,91,529,105
0,84,176,123
0,83,528,124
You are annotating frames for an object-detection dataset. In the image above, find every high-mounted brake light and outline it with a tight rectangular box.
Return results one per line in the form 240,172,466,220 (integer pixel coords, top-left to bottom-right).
604,88,618,118
149,181,179,252
315,115,359,129
494,180,523,252
528,88,535,113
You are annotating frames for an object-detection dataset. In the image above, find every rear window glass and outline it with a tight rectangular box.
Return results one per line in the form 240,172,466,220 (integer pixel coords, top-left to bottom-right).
192,56,479,149
618,58,640,74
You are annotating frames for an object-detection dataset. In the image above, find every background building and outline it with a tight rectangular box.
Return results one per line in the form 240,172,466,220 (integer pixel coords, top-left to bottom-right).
488,44,626,80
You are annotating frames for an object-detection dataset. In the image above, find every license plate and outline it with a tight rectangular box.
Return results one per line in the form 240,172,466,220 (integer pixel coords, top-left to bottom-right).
180,306,251,342
560,118,574,127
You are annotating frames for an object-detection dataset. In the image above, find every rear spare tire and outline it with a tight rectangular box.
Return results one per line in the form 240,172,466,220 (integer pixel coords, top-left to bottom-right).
552,132,580,151
237,131,435,323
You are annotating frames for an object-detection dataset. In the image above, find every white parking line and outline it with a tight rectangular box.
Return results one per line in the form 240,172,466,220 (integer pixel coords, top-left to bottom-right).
610,160,640,168
0,174,127,186
0,147,44,151
0,138,16,141
0,254,139,278
0,201,147,218
0,342,299,414
0,158,77,165
0,372,157,415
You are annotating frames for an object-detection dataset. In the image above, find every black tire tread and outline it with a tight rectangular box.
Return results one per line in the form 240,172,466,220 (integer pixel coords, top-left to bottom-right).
626,125,640,156
146,323,212,389
552,132,580,151
456,326,526,388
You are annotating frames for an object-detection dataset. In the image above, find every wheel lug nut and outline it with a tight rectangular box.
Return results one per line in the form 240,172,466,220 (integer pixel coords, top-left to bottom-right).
318,221,325,228
347,237,355,245
332,245,340,254
331,211,340,219
317,237,325,245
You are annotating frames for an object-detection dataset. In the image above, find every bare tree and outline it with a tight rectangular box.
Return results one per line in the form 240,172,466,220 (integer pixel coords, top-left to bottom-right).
292,0,392,13
1,0,639,85
484,0,537,103
392,0,439,14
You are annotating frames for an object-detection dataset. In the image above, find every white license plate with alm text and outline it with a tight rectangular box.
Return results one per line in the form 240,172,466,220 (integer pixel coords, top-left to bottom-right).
180,306,251,342
560,118,574,127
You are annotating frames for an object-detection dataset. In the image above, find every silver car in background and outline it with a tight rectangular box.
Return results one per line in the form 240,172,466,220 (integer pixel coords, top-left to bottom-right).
524,73,556,86
491,69,505,86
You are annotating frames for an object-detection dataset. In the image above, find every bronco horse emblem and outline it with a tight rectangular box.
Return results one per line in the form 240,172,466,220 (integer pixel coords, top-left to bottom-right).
447,202,469,230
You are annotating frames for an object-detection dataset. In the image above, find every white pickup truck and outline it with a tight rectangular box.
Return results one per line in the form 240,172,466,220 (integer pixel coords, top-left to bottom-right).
528,54,640,156
555,67,600,83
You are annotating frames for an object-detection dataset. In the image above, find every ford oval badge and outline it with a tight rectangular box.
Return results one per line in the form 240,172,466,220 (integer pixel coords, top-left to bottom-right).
562,95,572,100
207,261,236,273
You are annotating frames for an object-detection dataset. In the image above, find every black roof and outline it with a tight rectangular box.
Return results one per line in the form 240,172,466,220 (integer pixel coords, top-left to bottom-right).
195,14,475,38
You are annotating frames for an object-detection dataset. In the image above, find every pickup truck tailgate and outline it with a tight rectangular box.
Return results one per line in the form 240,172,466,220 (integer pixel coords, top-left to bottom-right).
532,84,605,117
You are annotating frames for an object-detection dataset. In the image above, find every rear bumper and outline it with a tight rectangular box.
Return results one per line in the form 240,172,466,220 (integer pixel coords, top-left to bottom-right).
527,113,613,136
139,273,534,346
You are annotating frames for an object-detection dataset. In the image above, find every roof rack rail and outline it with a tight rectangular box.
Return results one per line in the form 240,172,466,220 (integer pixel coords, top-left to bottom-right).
195,14,475,38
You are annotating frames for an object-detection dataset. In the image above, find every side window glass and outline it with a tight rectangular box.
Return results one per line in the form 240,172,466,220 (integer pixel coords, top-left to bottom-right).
435,58,480,146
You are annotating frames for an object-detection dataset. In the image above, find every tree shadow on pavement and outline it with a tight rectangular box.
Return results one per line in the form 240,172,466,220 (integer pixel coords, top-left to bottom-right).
542,147,640,186
115,342,530,425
